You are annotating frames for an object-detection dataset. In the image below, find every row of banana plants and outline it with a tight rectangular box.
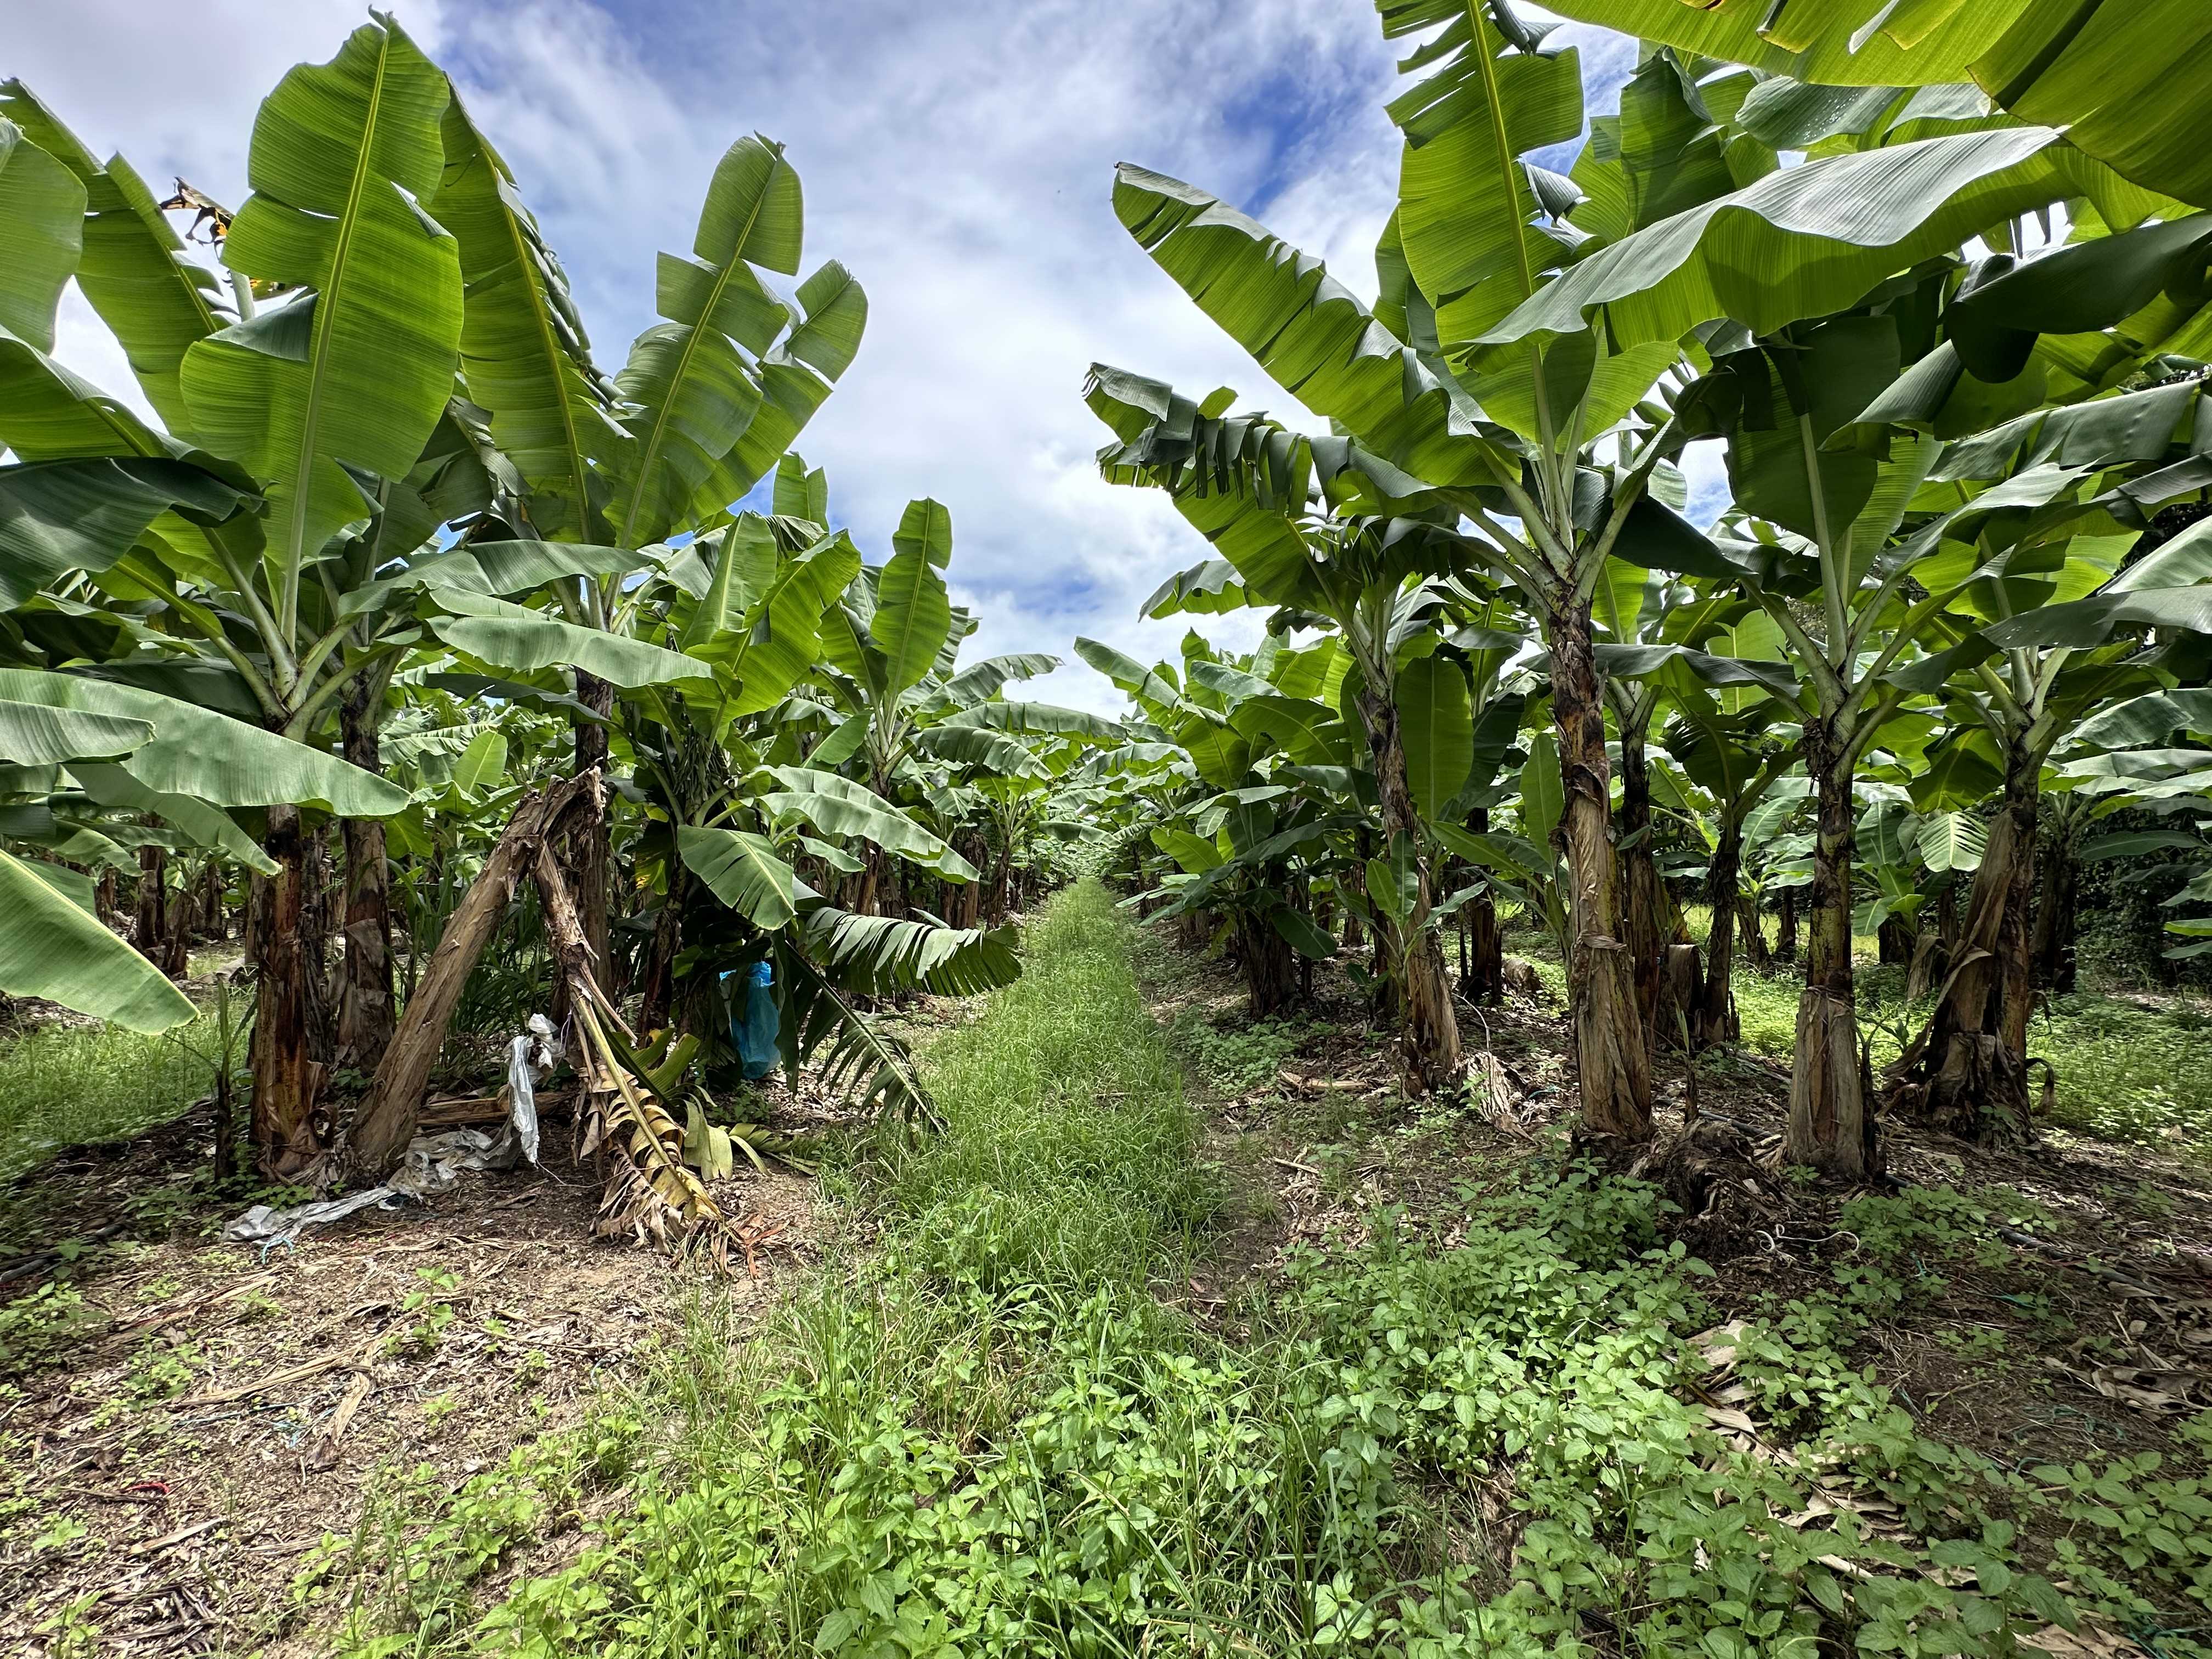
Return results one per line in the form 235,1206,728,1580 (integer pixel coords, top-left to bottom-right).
0,18,1104,1243
1071,0,2212,1180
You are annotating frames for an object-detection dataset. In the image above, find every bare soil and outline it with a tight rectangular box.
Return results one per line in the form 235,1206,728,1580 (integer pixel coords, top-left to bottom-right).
0,1091,820,1656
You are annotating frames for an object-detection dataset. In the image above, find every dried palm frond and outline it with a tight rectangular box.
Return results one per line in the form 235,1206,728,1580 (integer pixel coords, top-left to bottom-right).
573,995,736,1262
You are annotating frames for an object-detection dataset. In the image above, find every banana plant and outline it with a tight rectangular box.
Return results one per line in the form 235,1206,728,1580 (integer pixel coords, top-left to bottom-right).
1096,0,2135,1139
1079,633,1351,1018
1082,494,1482,1091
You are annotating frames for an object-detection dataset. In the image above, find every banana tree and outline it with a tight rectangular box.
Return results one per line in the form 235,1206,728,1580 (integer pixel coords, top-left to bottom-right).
802,493,1074,915
1660,691,1803,1047
1097,3,2115,1137
1077,633,1354,1017
1870,512,2205,1139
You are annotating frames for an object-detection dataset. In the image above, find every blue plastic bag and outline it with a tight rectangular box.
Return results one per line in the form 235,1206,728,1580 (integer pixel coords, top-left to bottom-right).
731,959,779,1080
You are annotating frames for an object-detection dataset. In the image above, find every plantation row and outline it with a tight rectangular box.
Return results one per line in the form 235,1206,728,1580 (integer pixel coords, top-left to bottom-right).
0,0,2208,1239
1071,0,2212,1184
0,24,1093,1242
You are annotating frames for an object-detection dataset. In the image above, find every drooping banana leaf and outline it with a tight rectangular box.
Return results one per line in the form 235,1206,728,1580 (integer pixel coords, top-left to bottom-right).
0,668,406,815
758,765,977,879
1111,165,1505,487
342,538,642,617
1476,126,2102,360
0,81,230,430
71,761,278,874
0,848,195,1031
0,457,253,609
425,589,714,693
794,906,1021,998
940,652,1058,706
0,699,151,765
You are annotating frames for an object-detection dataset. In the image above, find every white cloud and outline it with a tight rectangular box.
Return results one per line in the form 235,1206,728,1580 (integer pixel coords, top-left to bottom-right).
13,0,1658,719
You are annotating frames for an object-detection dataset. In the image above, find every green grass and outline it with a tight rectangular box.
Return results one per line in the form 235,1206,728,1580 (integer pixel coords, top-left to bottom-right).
298,881,2212,1659
1726,966,2212,1159
0,1013,217,1185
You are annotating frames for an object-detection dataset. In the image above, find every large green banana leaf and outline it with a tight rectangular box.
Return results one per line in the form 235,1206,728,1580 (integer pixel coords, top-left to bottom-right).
873,499,954,693
683,261,867,529
1376,2,1581,337
0,699,150,765
0,82,229,431
0,457,252,609
0,117,84,354
906,724,1041,777
343,538,640,618
1227,694,1346,765
673,515,780,654
721,533,862,716
434,92,617,543
677,824,800,929
605,134,800,548
1073,637,1182,715
758,766,977,879
180,16,462,633
2074,689,2212,749
0,848,194,1031
1546,0,2212,210
940,652,1057,706
72,761,278,874
1479,126,2097,358
1111,165,1503,486
0,668,404,815
1532,0,2030,88
425,589,713,692
0,325,180,461
939,701,1119,739
1397,652,1472,822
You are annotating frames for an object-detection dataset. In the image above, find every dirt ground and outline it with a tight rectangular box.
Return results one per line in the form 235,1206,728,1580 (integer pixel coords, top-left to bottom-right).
7,936,2211,1654
0,1089,821,1656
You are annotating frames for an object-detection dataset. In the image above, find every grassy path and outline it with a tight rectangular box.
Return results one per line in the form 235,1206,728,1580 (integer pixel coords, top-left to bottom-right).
318,880,2210,1659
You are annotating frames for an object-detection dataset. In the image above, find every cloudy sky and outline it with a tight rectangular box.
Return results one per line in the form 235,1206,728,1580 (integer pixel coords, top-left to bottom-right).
15,0,1654,713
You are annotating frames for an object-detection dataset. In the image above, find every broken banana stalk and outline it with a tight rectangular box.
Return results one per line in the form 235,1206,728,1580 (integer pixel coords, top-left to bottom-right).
533,842,741,1265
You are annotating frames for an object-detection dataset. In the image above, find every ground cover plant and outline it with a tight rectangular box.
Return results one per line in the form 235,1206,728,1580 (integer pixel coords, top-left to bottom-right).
4,0,2212,1652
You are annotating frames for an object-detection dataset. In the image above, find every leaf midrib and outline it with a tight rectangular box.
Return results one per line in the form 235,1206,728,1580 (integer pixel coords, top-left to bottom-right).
488,132,592,541
284,25,393,650
617,155,778,551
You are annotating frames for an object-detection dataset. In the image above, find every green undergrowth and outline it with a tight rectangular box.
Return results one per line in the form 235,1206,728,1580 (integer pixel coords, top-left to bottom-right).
0,1012,218,1186
308,882,2212,1658
1728,970,2212,1160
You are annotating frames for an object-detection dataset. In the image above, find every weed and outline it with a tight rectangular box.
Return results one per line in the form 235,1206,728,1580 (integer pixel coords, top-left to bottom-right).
0,1014,218,1184
307,884,2212,1659
0,1280,104,1375
385,1267,461,1358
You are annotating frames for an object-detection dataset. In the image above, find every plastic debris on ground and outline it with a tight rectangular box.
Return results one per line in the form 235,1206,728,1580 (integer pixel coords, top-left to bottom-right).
227,1014,565,1248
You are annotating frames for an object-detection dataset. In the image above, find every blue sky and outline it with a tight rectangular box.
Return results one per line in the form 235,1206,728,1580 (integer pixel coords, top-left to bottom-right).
18,0,1683,713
